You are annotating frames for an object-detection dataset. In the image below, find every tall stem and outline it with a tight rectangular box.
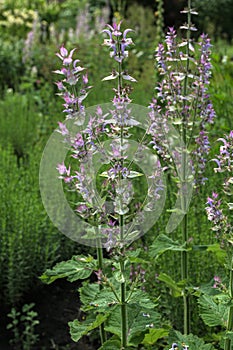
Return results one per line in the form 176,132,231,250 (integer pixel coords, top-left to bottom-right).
116,35,128,348
181,0,191,334
120,120,127,348
120,245,127,349
224,255,233,350
97,242,107,344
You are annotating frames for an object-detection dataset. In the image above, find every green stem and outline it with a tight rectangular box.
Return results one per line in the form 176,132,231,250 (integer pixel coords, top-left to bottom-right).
120,255,127,349
97,245,107,344
224,256,233,350
181,0,191,335
181,214,189,334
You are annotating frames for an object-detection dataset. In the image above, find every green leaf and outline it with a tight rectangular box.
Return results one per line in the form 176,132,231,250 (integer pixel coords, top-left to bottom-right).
104,306,121,338
93,289,119,310
149,234,187,259
104,303,160,345
227,203,233,210
128,308,161,345
40,255,96,284
79,282,100,311
168,330,214,350
225,331,233,341
142,328,169,345
207,243,227,264
113,270,125,283
69,313,109,342
99,338,121,350
198,294,229,327
126,248,141,259
127,171,144,178
157,273,183,298
127,289,158,309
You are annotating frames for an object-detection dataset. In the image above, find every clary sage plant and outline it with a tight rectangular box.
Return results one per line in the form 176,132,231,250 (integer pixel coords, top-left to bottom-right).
40,1,219,349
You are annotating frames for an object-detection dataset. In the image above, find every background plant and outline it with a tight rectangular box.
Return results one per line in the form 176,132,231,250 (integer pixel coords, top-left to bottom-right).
7,303,40,350
199,131,233,350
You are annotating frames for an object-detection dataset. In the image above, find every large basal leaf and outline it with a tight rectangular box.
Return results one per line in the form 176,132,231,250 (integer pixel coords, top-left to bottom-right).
80,283,119,312
157,273,183,298
69,313,109,343
79,282,100,311
168,330,214,350
149,234,187,259
40,255,96,284
142,328,169,345
127,289,158,309
104,305,122,338
198,294,229,327
104,303,161,346
92,289,119,310
127,308,161,345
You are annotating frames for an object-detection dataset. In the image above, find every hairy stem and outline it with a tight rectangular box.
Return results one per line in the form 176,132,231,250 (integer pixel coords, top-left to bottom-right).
97,244,107,344
224,256,233,350
120,246,127,349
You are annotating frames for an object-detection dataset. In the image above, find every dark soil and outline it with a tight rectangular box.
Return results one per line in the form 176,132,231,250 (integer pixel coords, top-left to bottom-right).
0,280,97,350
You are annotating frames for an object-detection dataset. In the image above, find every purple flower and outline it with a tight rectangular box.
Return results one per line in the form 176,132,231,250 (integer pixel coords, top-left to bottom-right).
213,275,222,288
56,162,71,182
76,204,88,213
82,74,88,84
56,45,76,66
57,122,69,136
102,22,134,67
205,192,230,237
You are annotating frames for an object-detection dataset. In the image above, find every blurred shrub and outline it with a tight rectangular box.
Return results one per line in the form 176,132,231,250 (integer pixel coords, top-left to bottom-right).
0,146,56,303
0,38,25,93
0,144,84,304
209,42,233,131
0,7,38,38
0,91,41,161
194,0,233,41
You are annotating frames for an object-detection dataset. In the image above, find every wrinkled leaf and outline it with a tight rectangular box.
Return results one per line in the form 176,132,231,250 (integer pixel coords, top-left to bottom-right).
168,330,214,350
99,338,121,350
127,289,158,309
79,282,100,311
69,313,109,342
198,294,229,327
40,255,96,284
150,234,187,259
142,328,169,345
104,303,160,345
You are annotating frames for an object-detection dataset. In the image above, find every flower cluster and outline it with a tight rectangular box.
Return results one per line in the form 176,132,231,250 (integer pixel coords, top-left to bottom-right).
102,22,133,63
206,191,232,242
54,45,91,120
212,131,233,173
102,22,136,85
206,131,233,242
148,15,215,186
